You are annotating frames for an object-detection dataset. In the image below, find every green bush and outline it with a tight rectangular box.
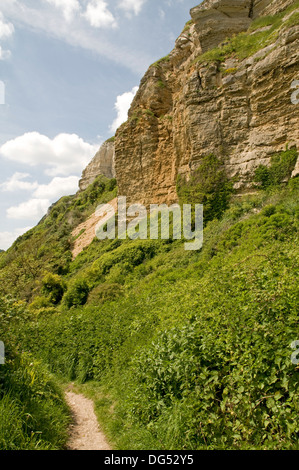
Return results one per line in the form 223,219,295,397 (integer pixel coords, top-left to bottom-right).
41,273,66,304
254,165,271,188
121,235,299,449
177,154,234,224
88,240,159,284
64,278,90,308
87,283,123,305
254,148,298,188
29,296,52,310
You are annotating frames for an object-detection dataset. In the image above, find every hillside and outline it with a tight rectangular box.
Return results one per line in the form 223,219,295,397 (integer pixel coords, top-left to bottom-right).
0,0,298,451
1,176,298,449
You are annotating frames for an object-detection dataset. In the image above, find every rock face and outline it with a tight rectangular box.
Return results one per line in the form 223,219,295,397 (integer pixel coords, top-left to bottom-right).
79,140,115,191
114,0,299,205
190,0,253,53
253,0,295,17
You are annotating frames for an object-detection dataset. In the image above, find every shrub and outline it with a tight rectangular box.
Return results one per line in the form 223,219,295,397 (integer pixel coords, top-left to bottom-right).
64,278,90,308
177,154,234,224
89,240,159,283
41,273,66,305
254,148,298,188
87,283,123,305
261,205,276,217
29,296,52,310
254,165,271,188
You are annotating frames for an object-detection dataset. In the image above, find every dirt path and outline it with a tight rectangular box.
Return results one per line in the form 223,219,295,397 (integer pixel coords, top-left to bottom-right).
65,389,111,451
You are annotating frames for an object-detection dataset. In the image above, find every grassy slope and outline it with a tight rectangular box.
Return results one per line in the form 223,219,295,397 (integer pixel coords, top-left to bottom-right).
3,177,298,450
0,176,116,450
0,176,117,301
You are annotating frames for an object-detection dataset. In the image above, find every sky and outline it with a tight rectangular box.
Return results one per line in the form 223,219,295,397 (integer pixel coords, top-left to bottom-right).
0,0,200,250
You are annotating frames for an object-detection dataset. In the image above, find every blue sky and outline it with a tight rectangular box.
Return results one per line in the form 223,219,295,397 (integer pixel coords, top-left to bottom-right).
0,0,199,250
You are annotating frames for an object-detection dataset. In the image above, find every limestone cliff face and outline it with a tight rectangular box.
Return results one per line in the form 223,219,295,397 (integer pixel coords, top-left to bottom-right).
254,0,296,17
79,140,115,191
114,0,299,205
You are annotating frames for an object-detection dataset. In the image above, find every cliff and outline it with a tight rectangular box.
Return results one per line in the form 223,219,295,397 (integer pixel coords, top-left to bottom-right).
79,139,115,191
113,0,299,205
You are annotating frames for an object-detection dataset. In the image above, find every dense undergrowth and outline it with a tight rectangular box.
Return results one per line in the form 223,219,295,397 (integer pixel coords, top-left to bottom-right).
0,297,70,449
0,176,117,301
1,149,298,448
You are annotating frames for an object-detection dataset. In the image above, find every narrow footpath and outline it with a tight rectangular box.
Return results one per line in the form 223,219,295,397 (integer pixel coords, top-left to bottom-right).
65,389,111,451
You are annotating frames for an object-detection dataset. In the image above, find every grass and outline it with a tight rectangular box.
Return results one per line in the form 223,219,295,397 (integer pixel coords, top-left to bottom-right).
105,136,115,143
156,80,166,89
150,55,171,68
181,19,194,35
5,175,298,450
0,343,71,449
194,2,299,65
222,67,238,75
68,381,159,450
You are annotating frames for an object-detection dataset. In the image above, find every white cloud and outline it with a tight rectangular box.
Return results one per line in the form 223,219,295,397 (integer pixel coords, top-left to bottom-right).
45,0,81,22
33,175,79,199
110,86,138,133
118,0,147,16
83,0,117,29
0,45,11,60
0,12,14,39
0,133,93,233
6,198,51,220
0,172,79,200
0,226,32,251
2,173,79,237
5,177,79,220
0,172,38,192
0,12,14,59
0,132,98,176
0,0,152,73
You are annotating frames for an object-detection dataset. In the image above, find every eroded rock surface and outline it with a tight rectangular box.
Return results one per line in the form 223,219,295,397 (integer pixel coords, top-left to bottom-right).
113,0,298,205
79,140,115,191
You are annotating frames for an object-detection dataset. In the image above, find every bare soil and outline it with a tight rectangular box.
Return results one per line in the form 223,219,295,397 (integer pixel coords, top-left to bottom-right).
71,197,118,259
